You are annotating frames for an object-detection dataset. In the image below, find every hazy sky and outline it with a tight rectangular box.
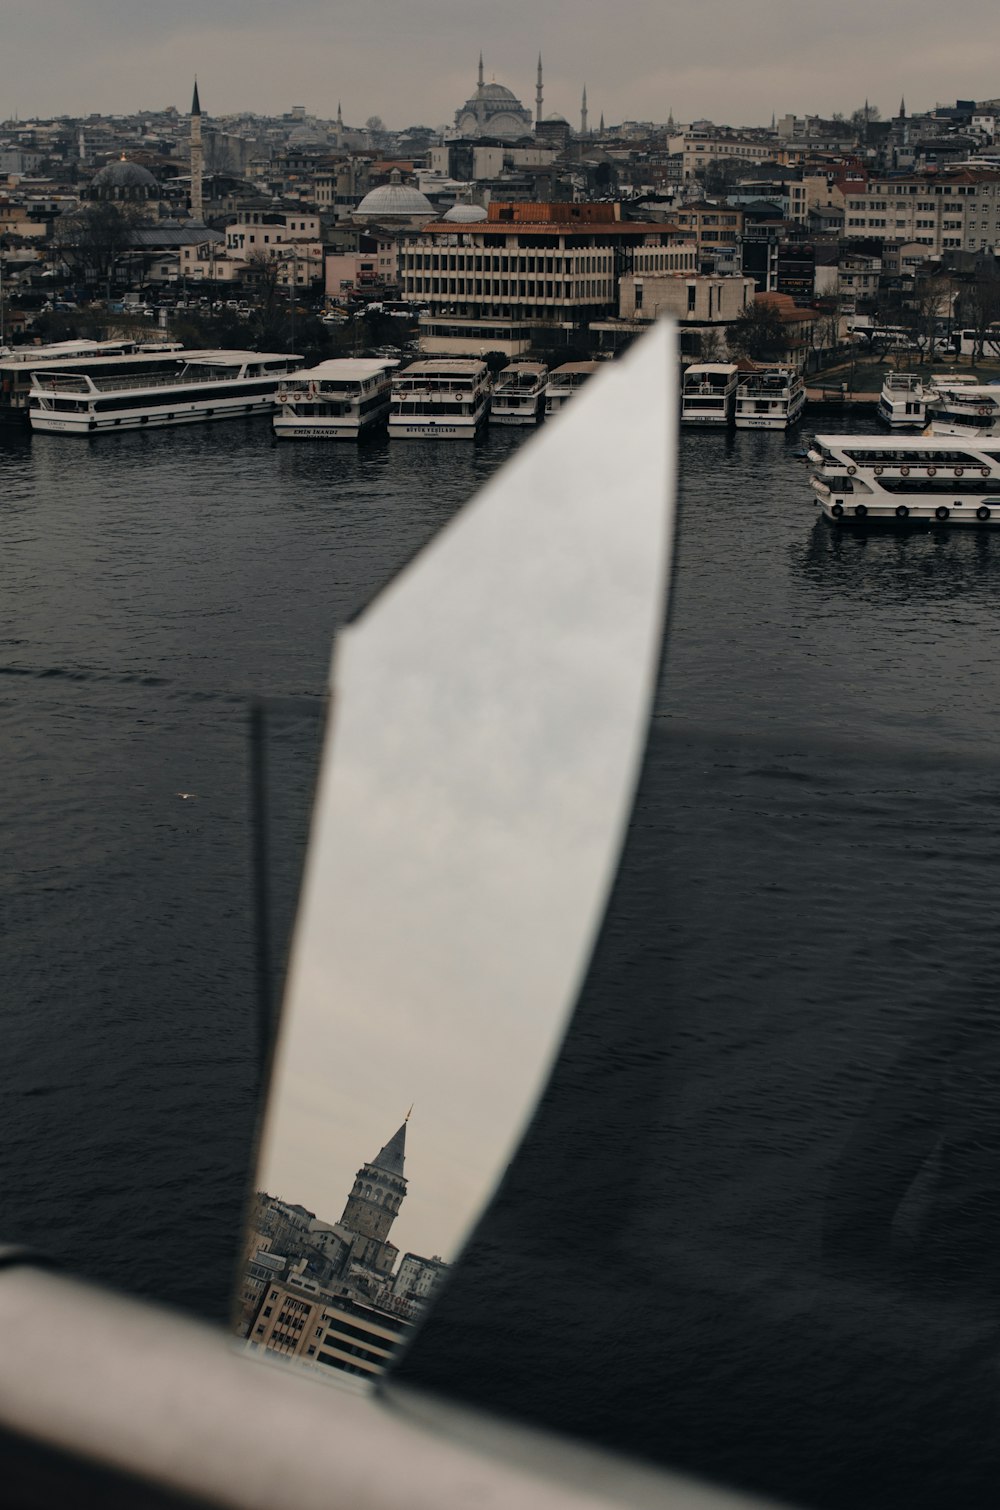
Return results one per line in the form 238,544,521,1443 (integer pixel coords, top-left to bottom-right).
254,331,673,1265
2,1,999,130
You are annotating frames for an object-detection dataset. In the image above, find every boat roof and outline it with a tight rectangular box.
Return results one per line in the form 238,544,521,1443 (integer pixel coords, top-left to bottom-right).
11,347,194,374
684,362,738,375
400,358,486,373
283,359,398,380
815,434,1000,450
549,361,600,376
498,362,547,376
182,350,299,365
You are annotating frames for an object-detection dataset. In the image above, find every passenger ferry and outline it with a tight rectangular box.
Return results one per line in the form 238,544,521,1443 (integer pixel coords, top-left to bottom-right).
807,434,1000,526
680,362,738,425
876,371,934,428
0,340,185,420
28,351,300,435
272,359,397,440
544,362,599,418
490,362,548,426
734,366,805,430
387,358,490,440
925,378,1000,439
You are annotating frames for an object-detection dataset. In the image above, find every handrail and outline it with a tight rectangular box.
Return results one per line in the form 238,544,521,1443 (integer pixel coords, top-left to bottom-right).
0,1260,782,1510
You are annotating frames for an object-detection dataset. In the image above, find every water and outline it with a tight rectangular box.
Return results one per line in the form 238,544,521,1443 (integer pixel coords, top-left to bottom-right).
4,411,1000,1506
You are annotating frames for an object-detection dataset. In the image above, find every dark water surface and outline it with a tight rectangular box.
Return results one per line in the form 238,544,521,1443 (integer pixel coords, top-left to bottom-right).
4,410,1000,1507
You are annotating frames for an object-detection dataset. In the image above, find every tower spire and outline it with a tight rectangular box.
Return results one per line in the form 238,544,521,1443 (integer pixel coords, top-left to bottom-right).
189,77,204,224
536,53,543,127
581,83,588,137
478,51,484,89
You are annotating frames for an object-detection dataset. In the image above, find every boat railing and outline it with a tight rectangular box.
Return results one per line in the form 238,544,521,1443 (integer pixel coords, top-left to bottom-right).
32,363,250,396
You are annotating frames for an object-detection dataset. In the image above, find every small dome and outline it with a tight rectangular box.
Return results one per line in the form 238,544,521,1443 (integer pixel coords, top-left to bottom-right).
91,156,159,191
443,201,488,223
356,168,434,220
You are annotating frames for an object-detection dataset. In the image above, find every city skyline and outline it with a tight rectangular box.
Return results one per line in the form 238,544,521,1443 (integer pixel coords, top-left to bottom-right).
3,1,1000,130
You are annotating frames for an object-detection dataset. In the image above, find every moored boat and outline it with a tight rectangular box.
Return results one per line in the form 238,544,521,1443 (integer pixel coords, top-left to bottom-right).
543,362,599,418
925,378,1000,440
28,351,300,435
876,371,933,429
490,362,548,426
272,358,397,440
387,358,490,439
1,340,186,422
807,434,1000,526
680,362,738,426
734,366,805,430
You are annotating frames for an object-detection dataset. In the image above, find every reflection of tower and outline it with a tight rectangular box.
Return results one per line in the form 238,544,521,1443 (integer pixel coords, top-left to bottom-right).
190,78,204,223
339,1120,408,1248
536,54,544,127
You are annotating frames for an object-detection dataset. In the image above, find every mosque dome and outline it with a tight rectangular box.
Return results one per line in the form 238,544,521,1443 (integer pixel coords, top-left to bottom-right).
355,169,434,222
443,201,488,223
478,82,520,103
91,157,159,193
88,156,160,206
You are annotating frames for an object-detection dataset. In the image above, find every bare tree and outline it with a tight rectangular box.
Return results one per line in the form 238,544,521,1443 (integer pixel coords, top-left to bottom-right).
728,302,785,361
957,272,1000,363
51,203,143,292
904,274,953,365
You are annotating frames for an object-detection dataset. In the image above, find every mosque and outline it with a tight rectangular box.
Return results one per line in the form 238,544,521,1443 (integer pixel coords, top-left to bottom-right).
453,55,538,140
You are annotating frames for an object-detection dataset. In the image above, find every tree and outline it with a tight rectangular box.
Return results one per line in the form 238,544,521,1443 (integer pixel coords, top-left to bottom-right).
727,301,785,361
903,273,954,365
957,271,1000,363
697,327,727,361
51,203,143,292
701,157,745,198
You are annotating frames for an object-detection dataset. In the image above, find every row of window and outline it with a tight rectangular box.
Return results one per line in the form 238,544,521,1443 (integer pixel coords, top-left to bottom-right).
403,279,613,302
402,253,610,274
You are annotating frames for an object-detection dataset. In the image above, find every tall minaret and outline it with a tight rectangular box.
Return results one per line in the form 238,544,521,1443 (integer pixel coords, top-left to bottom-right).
536,53,544,126
335,100,344,151
189,78,204,223
478,51,484,90
581,84,588,137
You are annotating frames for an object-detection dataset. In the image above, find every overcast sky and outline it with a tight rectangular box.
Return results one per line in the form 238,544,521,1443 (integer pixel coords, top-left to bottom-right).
2,1,999,130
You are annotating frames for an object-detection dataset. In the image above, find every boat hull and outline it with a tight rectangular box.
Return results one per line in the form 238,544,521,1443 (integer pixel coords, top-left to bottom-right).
30,392,278,434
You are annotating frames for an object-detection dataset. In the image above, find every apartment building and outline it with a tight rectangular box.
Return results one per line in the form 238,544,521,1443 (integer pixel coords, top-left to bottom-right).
669,202,744,267
247,1279,413,1382
842,167,1000,253
619,273,754,324
672,130,779,181
398,200,689,354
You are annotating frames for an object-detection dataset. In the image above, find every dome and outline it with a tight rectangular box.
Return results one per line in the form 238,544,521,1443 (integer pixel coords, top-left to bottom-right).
478,82,519,102
355,169,434,221
443,202,488,223
91,157,158,191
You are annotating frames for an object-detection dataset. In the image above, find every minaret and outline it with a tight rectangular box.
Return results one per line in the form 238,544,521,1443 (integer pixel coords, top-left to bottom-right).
899,96,906,120
189,78,204,223
581,84,588,137
599,111,605,136
335,100,344,151
478,51,484,90
338,1120,408,1251
536,53,544,127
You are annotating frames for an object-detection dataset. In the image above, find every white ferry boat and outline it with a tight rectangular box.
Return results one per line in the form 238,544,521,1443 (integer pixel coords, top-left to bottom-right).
925,378,1000,439
734,367,805,430
876,371,934,428
490,362,548,426
544,362,599,418
387,358,490,440
272,359,397,440
0,340,185,419
807,434,1000,526
680,362,738,426
28,351,300,435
